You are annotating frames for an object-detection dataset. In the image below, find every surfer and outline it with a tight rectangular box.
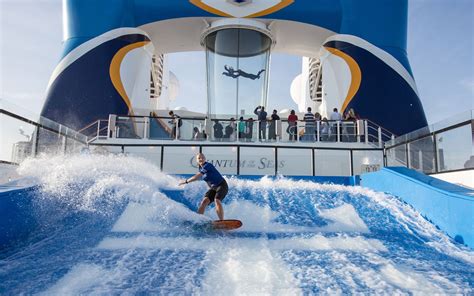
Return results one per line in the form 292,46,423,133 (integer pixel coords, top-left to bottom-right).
179,153,228,220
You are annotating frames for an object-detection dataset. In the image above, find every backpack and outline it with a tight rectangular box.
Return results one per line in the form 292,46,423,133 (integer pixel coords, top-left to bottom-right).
177,117,183,127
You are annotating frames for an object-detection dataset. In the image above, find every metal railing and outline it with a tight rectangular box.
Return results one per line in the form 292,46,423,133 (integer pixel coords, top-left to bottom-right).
0,99,88,165
385,110,473,175
84,114,395,147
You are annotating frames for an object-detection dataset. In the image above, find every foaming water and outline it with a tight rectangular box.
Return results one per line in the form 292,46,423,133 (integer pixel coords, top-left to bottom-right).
0,154,472,294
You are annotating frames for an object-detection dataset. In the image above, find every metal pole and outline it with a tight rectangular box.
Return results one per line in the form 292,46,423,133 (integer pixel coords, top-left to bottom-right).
160,146,164,172
175,119,179,140
378,127,382,148
258,120,261,142
33,127,40,157
144,117,149,139
62,126,68,154
350,149,354,176
237,146,240,176
316,121,320,142
406,143,410,168
364,120,369,144
274,147,278,176
276,120,280,143
433,133,439,173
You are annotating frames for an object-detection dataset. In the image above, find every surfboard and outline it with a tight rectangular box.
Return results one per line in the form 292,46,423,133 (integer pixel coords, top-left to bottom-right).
211,219,242,230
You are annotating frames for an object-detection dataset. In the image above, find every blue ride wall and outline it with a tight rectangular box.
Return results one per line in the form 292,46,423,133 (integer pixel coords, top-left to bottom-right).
42,0,427,135
0,188,37,249
361,167,474,248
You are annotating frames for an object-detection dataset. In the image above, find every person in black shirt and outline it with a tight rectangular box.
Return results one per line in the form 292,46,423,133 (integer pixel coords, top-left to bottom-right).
254,106,268,140
213,120,223,141
268,109,280,140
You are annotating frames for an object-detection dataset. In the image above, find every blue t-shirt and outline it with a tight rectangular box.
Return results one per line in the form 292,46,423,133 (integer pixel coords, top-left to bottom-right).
199,162,224,188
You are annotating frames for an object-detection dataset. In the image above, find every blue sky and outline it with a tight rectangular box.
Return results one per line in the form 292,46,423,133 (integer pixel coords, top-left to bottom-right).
0,0,472,124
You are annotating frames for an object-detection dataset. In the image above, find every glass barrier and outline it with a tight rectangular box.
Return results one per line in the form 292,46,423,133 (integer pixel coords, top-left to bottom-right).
0,113,36,163
386,144,407,167
352,150,384,175
109,115,385,145
91,145,123,154
162,146,200,174
209,119,238,142
36,126,65,155
314,150,351,176
116,116,146,139
1,98,88,164
408,135,435,173
436,124,473,172
239,147,275,175
201,146,238,175
181,118,207,141
124,146,162,168
277,148,312,176
386,110,473,147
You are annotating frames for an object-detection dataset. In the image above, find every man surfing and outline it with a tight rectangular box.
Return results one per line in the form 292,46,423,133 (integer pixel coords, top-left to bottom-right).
179,153,228,220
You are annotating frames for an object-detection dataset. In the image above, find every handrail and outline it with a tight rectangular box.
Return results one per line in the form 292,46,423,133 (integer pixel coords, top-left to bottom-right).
366,118,397,137
83,113,399,147
77,119,107,133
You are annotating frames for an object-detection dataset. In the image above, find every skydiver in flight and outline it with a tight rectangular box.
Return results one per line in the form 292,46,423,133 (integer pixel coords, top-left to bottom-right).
222,65,265,80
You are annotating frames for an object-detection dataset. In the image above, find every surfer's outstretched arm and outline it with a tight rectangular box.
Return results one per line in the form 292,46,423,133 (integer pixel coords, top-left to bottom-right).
178,172,202,186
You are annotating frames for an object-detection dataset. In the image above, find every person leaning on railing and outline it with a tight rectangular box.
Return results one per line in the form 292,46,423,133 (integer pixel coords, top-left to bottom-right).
268,109,280,141
245,118,254,141
303,107,316,141
320,118,330,141
344,108,359,142
314,112,322,140
287,109,298,141
168,110,181,139
329,108,342,141
254,106,268,140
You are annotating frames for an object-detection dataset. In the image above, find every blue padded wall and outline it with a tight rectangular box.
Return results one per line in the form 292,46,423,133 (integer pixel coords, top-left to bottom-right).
361,167,474,248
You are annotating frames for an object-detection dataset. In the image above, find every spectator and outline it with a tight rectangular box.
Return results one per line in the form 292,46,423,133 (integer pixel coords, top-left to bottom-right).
224,119,235,139
229,118,236,141
193,127,204,140
238,116,246,140
330,108,342,121
268,109,280,140
344,108,358,142
254,106,268,140
314,112,322,140
213,120,223,141
246,118,254,141
303,107,315,141
329,108,342,141
314,112,322,121
287,109,298,141
320,117,329,141
168,111,181,139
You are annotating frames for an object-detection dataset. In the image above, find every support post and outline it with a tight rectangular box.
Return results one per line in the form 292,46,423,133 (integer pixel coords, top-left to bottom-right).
378,127,382,148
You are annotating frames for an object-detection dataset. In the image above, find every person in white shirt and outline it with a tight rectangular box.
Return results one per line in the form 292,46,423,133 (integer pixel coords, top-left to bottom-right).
329,108,342,141
329,108,342,121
